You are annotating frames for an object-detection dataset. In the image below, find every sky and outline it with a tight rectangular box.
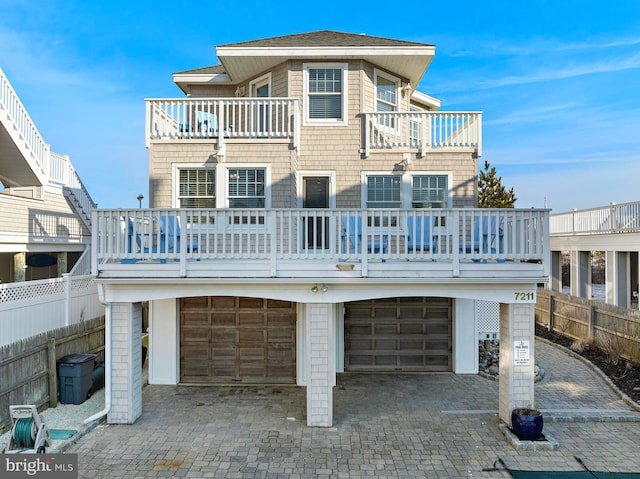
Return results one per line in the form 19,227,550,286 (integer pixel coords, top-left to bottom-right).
0,0,639,212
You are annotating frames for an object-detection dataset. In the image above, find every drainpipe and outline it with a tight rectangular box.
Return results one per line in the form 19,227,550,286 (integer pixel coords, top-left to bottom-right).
83,302,111,424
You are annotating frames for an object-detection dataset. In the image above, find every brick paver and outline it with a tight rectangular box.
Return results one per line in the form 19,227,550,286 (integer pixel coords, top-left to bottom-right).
67,340,640,478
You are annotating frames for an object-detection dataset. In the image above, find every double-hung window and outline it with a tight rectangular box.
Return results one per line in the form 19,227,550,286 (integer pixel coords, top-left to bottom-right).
228,168,266,208
304,63,348,125
412,175,448,209
375,70,399,131
178,168,216,208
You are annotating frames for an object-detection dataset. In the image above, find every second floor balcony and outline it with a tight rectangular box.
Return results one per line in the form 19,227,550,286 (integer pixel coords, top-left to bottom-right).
93,208,549,281
145,98,482,157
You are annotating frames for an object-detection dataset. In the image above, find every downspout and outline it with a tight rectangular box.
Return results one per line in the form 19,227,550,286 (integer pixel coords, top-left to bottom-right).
83,302,111,424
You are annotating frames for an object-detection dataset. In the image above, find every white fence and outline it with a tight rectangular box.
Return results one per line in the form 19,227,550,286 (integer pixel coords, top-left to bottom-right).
0,275,104,347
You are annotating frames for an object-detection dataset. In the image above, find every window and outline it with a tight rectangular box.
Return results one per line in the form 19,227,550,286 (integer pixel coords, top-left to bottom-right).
178,169,215,208
409,105,423,145
375,70,399,130
304,63,348,125
412,175,448,208
367,175,401,208
228,168,266,208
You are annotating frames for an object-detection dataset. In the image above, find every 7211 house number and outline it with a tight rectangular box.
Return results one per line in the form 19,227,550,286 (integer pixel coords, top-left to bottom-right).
514,292,535,301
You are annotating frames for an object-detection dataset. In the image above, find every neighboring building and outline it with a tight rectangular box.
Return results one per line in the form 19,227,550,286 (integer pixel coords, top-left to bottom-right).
0,68,94,282
0,68,100,345
92,31,549,427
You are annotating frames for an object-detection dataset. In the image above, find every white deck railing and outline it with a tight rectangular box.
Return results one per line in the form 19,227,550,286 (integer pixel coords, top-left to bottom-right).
364,111,482,157
93,208,548,277
0,68,96,221
550,201,640,235
0,67,48,176
145,98,301,151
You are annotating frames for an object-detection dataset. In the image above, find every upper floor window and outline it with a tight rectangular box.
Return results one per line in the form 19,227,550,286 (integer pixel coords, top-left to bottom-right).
175,165,270,210
228,168,266,208
375,70,399,130
303,63,348,126
178,169,216,208
366,175,401,208
412,175,448,208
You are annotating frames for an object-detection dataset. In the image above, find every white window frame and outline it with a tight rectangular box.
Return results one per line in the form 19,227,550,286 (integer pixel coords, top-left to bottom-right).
172,163,271,209
303,63,349,126
360,170,452,209
374,69,400,134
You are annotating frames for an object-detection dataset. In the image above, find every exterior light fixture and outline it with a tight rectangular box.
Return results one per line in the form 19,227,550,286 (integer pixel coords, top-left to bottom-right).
311,285,319,293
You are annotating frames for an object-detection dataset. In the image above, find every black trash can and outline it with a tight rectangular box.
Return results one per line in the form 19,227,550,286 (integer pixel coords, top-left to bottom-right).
57,353,96,405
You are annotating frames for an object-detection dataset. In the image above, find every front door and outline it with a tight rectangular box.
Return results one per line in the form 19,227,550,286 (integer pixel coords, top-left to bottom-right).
303,177,330,250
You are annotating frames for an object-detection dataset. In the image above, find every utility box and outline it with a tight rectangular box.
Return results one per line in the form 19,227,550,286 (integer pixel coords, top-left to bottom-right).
57,353,96,405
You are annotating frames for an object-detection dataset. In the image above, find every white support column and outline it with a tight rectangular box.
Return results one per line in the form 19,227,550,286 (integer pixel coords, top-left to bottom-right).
498,303,535,425
569,251,591,299
550,251,562,292
606,251,630,307
305,303,336,427
453,298,478,374
149,299,178,385
108,302,142,424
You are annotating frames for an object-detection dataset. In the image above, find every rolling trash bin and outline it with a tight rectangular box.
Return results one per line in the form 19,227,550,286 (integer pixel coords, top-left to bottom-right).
57,353,96,405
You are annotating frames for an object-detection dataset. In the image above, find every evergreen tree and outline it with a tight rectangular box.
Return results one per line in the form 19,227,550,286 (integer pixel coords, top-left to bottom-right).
478,160,517,208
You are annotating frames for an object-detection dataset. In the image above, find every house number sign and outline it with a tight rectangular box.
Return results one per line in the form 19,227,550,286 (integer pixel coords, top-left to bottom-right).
514,340,530,366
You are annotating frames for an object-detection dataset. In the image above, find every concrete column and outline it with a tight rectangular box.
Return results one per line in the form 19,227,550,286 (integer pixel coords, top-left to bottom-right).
453,298,478,374
57,252,68,276
108,302,142,424
550,251,562,292
305,303,335,427
13,252,26,282
499,303,535,425
569,251,591,299
149,299,178,385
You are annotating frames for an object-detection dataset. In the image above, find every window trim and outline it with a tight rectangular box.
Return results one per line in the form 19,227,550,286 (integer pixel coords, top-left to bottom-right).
303,62,349,127
360,170,452,209
172,163,271,209
249,72,271,97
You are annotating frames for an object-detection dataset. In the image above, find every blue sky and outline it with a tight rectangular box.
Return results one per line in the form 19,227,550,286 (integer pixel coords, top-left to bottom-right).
1,0,639,212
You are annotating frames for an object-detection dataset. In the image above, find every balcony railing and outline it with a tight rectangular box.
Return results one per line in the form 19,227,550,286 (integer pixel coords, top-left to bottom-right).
550,201,640,235
145,98,301,154
93,208,548,279
363,111,482,157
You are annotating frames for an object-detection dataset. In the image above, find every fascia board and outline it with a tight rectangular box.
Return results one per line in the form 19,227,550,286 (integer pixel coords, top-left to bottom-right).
172,73,231,84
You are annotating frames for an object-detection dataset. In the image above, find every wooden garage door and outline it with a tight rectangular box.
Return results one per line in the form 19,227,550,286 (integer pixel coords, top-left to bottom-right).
345,297,452,372
180,296,296,384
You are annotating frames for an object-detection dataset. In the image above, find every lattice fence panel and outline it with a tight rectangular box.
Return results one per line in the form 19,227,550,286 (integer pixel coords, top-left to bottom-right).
476,300,500,339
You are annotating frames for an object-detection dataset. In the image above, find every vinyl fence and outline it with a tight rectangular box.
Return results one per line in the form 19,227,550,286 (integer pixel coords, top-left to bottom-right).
0,317,105,432
535,288,640,363
0,275,104,347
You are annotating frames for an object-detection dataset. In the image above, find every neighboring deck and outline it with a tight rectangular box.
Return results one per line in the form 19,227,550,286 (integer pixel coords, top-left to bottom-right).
93,208,549,282
550,201,640,251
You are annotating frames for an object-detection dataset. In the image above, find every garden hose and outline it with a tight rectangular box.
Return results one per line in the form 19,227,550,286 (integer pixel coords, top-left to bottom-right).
12,417,35,448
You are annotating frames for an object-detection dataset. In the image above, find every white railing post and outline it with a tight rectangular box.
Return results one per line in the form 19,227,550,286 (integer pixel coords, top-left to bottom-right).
293,100,300,154
63,273,71,326
364,114,371,158
270,211,277,276
91,211,98,276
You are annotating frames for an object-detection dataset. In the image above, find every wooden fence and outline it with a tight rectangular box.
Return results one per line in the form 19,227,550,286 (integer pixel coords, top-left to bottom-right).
0,316,105,432
535,288,640,363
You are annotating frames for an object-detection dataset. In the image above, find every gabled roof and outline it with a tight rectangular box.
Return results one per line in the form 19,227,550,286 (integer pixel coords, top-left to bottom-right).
173,30,436,92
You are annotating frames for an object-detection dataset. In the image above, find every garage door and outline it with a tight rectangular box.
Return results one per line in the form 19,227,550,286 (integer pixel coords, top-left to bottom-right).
180,296,296,384
345,297,452,372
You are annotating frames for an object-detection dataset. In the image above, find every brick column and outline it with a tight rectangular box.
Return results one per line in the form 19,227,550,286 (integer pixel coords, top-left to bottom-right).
305,303,335,427
108,302,142,424
498,303,535,425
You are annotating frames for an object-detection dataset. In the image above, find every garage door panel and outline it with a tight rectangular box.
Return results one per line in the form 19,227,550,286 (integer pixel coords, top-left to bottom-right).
180,297,296,384
345,297,452,372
